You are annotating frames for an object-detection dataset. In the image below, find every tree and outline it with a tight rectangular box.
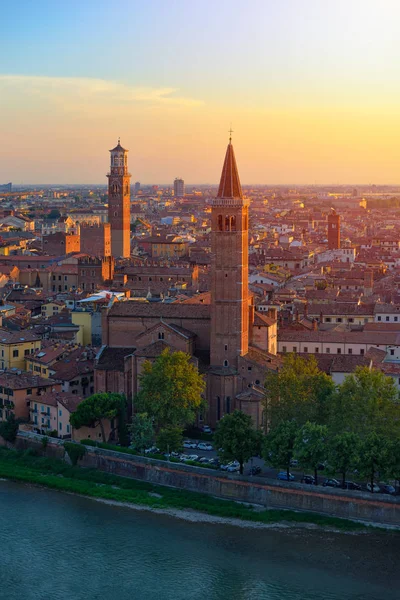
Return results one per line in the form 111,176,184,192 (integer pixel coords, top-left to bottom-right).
129,413,154,453
329,367,400,440
157,427,184,453
358,432,392,493
263,420,299,479
327,432,360,488
294,422,328,485
214,410,259,474
0,414,19,443
264,354,334,431
69,393,125,443
136,349,205,431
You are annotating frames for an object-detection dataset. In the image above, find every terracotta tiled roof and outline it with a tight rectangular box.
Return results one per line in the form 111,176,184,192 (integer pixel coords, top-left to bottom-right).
96,347,136,372
109,301,210,319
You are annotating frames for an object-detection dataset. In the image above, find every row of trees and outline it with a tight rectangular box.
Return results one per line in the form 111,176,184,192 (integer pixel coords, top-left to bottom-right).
262,354,400,490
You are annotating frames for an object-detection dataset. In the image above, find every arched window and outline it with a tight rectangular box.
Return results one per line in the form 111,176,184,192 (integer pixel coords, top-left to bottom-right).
218,215,223,231
225,215,230,231
217,396,221,420
223,359,229,367
226,396,231,414
230,216,236,231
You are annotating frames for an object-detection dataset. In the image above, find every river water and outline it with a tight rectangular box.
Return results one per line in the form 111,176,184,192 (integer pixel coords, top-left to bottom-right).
0,480,398,600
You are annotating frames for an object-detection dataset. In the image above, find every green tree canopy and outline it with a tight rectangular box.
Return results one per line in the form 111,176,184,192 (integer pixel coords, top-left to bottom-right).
0,414,19,443
156,426,184,453
263,420,299,479
358,432,392,492
129,413,154,453
327,432,360,488
214,410,260,474
70,393,125,443
294,422,328,485
135,349,205,431
329,367,400,439
264,354,335,430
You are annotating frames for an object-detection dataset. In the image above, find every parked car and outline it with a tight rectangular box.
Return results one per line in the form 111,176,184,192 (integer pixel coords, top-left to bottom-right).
186,454,199,462
197,442,213,451
221,460,240,471
301,475,316,485
144,446,160,455
277,472,295,481
317,462,327,471
227,464,240,472
208,458,220,466
250,466,261,476
183,441,197,449
171,451,180,457
366,483,381,493
379,484,396,495
323,478,340,488
202,426,212,434
198,456,209,463
343,481,361,491
290,459,298,467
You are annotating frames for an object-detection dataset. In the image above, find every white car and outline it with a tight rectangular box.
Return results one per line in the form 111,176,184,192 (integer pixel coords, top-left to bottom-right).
183,441,198,449
221,460,239,471
202,426,212,434
187,454,199,462
227,464,240,472
366,482,381,493
144,446,159,455
197,442,213,451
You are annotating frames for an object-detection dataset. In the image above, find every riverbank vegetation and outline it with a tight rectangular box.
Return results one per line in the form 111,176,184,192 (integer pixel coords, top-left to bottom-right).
0,446,377,532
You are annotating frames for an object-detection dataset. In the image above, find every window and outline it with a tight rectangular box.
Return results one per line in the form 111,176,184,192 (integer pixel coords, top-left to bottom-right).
337,348,342,354
255,379,260,385
292,347,297,353
395,317,398,322
377,316,382,321
390,349,395,356
360,349,364,355
325,317,331,323
326,348,330,353
158,332,164,340
24,349,30,356
59,423,62,431
224,345,228,351
12,350,19,358
348,349,352,354
27,389,32,396
336,318,342,323
282,346,287,353
59,409,62,417
218,215,223,231
226,396,231,414
248,366,252,371
348,318,354,323
223,360,229,367
315,347,319,353
304,347,308,353
67,424,70,434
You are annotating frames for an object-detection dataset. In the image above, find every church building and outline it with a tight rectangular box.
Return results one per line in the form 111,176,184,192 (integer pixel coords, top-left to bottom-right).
96,138,280,427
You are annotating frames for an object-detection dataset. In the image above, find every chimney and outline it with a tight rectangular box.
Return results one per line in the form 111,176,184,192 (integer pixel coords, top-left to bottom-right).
312,318,318,331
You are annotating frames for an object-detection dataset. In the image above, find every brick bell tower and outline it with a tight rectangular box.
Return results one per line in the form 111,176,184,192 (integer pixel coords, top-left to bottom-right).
208,135,250,424
107,139,131,258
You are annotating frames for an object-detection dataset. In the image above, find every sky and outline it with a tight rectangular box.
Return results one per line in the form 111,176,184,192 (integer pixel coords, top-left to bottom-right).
1,0,400,184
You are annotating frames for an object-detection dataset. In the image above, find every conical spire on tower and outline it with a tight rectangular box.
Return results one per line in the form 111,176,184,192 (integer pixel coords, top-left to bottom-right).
217,139,243,199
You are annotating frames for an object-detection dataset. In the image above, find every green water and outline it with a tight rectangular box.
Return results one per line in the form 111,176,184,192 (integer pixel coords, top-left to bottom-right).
0,480,398,600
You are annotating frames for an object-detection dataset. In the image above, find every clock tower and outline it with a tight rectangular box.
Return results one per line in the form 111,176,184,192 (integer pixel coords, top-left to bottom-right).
107,139,131,258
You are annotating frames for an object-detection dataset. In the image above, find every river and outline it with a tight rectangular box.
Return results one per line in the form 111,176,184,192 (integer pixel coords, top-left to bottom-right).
0,480,398,600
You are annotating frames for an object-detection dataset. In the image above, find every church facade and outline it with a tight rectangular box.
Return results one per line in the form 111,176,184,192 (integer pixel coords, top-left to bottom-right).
96,139,280,427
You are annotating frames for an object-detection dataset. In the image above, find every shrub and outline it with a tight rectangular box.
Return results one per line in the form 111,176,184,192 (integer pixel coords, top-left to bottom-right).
41,437,48,450
64,442,86,466
0,415,19,443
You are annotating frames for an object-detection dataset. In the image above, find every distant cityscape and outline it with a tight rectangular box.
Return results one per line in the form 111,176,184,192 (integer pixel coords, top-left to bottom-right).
0,138,400,434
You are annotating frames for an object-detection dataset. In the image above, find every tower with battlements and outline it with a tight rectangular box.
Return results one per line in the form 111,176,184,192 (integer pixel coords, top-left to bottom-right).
107,140,131,258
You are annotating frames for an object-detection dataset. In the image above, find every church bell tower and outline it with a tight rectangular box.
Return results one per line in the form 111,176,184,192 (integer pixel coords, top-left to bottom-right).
208,136,249,424
107,139,131,258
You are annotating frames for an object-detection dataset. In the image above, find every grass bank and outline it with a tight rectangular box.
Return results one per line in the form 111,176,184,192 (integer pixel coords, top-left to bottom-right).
0,447,387,532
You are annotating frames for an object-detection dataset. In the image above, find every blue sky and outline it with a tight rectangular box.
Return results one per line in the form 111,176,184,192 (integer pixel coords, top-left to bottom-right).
1,0,400,183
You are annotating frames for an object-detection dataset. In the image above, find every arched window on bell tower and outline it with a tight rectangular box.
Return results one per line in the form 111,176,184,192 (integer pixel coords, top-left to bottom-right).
230,216,236,231
218,215,223,231
225,215,230,231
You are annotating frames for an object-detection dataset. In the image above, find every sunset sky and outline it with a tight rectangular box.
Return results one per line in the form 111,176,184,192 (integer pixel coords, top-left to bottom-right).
1,0,400,184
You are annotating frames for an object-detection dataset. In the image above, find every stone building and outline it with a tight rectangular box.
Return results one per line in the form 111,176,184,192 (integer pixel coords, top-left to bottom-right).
107,140,131,258
80,222,111,257
77,256,115,292
43,232,80,256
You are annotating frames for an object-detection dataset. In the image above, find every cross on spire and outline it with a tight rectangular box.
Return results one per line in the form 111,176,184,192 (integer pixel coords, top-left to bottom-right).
229,126,233,143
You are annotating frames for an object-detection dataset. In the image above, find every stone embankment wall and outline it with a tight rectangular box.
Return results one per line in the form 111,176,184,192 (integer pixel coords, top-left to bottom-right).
5,433,400,526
